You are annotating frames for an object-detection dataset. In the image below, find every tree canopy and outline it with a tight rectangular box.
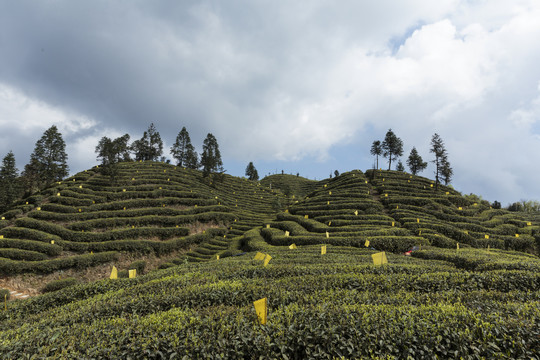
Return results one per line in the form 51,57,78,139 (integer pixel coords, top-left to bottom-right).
170,127,198,168
381,129,403,171
245,162,259,181
23,125,69,191
370,140,382,169
406,147,427,175
430,133,448,189
132,123,163,161
0,151,21,212
200,133,224,177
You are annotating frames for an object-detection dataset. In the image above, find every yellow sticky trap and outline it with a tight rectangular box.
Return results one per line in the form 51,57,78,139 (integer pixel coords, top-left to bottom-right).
254,252,265,260
485,234,489,239
289,244,297,250
50,240,54,244
176,225,178,228
365,180,368,184
372,252,388,266
364,240,370,247
321,245,327,255
263,254,272,266
304,215,308,219
383,178,385,181
253,298,267,325
328,221,331,226
408,180,410,183
285,231,290,237
396,205,399,209
354,210,358,216
25,202,28,205
326,231,329,238
266,224,270,228
167,178,170,181
329,191,332,195
473,203,477,206
132,226,135,229
164,170,166,173
327,201,330,205
123,207,126,210
284,209,288,213
110,266,118,279
216,255,220,260
129,269,136,278
527,222,532,226
0,235,3,239
515,234,519,238
123,189,126,192
457,243,460,251
1,217,4,220
384,193,388,197
57,193,61,196
464,230,468,234
417,218,420,223
79,185,82,189
324,184,327,188
430,184,433,188
391,222,394,227
132,178,135,181
446,192,449,195
36,207,41,211
458,207,462,210
159,187,162,190
78,209,81,212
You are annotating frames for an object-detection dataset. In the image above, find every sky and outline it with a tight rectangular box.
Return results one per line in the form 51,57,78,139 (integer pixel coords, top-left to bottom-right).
1,1,540,205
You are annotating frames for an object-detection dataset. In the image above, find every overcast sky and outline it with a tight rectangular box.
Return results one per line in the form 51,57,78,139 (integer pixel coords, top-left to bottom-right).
1,1,540,205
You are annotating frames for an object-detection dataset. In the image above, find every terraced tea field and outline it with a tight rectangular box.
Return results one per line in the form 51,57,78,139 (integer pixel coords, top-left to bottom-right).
0,165,539,358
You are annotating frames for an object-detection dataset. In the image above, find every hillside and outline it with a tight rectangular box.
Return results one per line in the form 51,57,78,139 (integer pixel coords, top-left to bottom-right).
0,165,539,357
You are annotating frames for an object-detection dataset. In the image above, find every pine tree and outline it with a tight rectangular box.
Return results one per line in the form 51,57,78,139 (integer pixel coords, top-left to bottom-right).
200,133,224,177
170,127,198,168
370,140,382,169
132,123,163,161
441,155,453,185
334,170,339,177
23,125,69,191
406,147,427,175
0,151,21,212
245,162,259,181
396,160,405,172
95,134,131,180
381,129,403,170
430,133,447,190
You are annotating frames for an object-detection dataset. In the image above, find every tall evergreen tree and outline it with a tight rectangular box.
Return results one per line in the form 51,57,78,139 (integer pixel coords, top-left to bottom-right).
170,127,198,168
381,129,403,171
245,162,259,181
370,140,382,169
396,160,405,172
95,134,131,180
200,133,223,177
430,133,447,190
132,123,163,161
0,151,21,212
406,147,427,175
22,125,69,191
441,155,453,185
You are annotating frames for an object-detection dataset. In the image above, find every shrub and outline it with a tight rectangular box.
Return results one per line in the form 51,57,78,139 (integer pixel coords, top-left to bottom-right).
42,278,80,293
0,288,9,301
129,260,146,274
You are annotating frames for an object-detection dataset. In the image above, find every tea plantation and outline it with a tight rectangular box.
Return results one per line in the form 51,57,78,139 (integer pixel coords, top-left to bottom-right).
0,165,539,358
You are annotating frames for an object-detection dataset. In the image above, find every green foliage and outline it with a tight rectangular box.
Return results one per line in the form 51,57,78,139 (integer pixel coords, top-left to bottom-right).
0,288,9,301
95,134,131,180
170,126,198,168
131,123,163,161
200,133,224,177
42,277,80,293
129,260,146,274
245,161,259,181
406,147,427,175
22,125,68,191
370,140,382,169
381,129,403,170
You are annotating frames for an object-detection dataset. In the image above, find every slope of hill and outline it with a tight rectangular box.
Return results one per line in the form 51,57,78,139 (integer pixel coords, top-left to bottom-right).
0,167,539,357
0,162,284,279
